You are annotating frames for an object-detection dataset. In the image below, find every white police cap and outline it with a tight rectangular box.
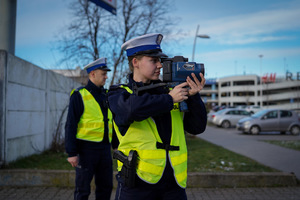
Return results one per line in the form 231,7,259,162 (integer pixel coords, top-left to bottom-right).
121,33,168,57
83,57,111,73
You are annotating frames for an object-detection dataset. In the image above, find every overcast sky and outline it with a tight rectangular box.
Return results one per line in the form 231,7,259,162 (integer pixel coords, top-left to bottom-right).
15,0,300,79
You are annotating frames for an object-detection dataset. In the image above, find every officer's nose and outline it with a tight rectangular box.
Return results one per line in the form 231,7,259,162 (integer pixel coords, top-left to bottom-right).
157,62,163,69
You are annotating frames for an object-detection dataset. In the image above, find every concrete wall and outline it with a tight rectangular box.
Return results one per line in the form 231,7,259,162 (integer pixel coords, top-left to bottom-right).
0,50,81,164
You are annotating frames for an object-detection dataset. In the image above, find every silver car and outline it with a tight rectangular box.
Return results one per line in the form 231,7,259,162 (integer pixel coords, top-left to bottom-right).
208,108,251,128
236,109,300,135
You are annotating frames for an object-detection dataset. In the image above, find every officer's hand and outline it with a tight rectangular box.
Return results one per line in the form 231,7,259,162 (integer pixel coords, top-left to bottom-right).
67,156,79,168
169,82,189,103
186,73,205,96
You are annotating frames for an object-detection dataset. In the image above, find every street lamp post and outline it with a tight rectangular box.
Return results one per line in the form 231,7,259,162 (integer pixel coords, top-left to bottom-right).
192,24,210,62
259,54,263,107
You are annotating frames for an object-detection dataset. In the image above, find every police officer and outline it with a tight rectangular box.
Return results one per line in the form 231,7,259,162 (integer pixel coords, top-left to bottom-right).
65,58,116,200
108,34,207,200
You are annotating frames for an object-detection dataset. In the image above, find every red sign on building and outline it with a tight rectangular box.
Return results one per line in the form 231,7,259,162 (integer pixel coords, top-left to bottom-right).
261,73,276,83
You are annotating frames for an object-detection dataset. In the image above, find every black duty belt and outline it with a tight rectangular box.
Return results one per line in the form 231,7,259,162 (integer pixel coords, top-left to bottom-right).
156,142,180,151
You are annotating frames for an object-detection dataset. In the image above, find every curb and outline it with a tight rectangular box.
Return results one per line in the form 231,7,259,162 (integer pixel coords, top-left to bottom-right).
187,172,298,188
0,170,298,188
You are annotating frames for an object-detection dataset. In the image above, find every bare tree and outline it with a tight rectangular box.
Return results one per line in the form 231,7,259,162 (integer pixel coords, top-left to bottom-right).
55,0,175,85
55,0,111,68
107,0,174,85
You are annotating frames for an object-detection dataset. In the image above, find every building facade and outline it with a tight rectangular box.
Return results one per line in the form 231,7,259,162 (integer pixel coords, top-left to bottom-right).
201,73,300,110
51,66,88,86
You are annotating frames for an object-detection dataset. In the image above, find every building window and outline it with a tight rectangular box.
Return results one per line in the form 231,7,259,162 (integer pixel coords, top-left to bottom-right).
221,82,231,87
233,91,254,96
221,92,231,97
233,80,255,86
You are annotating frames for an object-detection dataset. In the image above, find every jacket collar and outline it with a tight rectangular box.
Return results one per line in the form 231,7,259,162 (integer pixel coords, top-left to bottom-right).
128,73,162,89
86,79,104,93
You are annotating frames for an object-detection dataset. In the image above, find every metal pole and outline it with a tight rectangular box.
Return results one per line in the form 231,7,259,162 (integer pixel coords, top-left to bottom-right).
192,25,200,62
259,54,263,107
0,0,17,55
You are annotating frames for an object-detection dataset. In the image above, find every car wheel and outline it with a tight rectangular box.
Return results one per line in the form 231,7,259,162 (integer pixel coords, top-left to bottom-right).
290,125,300,135
221,120,231,128
250,126,260,135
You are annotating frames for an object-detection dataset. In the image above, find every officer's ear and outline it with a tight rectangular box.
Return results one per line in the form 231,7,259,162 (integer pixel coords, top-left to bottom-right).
132,56,145,69
88,70,96,78
132,57,139,68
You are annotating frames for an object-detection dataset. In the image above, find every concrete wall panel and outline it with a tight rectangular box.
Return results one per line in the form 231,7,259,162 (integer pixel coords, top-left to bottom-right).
7,55,46,90
0,51,81,164
6,134,44,162
48,91,69,111
6,111,45,139
6,83,45,111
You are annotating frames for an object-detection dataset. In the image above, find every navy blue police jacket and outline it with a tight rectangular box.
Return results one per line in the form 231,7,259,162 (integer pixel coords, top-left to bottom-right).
65,80,118,158
107,74,207,187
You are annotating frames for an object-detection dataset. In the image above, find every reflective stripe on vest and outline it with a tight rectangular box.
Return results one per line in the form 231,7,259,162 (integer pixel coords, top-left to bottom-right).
75,88,113,142
114,85,187,188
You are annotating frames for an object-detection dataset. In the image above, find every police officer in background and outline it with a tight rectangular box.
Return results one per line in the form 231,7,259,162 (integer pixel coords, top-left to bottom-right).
65,58,117,200
108,33,207,200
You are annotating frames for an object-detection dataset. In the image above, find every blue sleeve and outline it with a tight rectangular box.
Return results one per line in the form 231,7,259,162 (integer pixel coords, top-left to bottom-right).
184,93,207,135
65,91,83,157
108,88,174,126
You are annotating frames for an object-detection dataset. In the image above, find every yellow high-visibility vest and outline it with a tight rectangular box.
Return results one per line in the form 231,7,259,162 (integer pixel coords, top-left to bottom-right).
114,85,188,188
73,88,113,142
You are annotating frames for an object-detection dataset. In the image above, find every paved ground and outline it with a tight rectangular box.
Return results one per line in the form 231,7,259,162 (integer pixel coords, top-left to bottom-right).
1,186,300,200
198,125,300,179
1,125,300,200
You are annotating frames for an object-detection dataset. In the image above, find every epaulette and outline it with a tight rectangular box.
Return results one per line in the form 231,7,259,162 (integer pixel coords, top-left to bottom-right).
70,86,85,96
109,84,128,91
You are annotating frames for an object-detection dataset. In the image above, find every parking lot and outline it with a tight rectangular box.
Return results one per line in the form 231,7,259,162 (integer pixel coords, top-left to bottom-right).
208,108,300,135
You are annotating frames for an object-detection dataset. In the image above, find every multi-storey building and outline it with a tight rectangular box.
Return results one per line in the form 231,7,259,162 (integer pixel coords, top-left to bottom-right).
201,73,300,110
200,78,218,106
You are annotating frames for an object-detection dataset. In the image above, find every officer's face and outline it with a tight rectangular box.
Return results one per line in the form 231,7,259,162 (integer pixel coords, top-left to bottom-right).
91,69,108,87
133,56,162,83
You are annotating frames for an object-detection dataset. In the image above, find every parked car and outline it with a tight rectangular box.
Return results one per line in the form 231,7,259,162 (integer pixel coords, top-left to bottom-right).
211,105,236,112
236,105,247,109
208,108,252,128
245,105,262,114
236,109,300,135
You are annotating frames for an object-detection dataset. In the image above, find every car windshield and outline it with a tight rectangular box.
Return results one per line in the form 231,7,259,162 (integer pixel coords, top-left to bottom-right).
216,109,228,114
251,109,269,118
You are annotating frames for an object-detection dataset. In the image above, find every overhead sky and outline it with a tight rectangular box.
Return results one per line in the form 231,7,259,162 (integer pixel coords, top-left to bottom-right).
15,0,300,79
